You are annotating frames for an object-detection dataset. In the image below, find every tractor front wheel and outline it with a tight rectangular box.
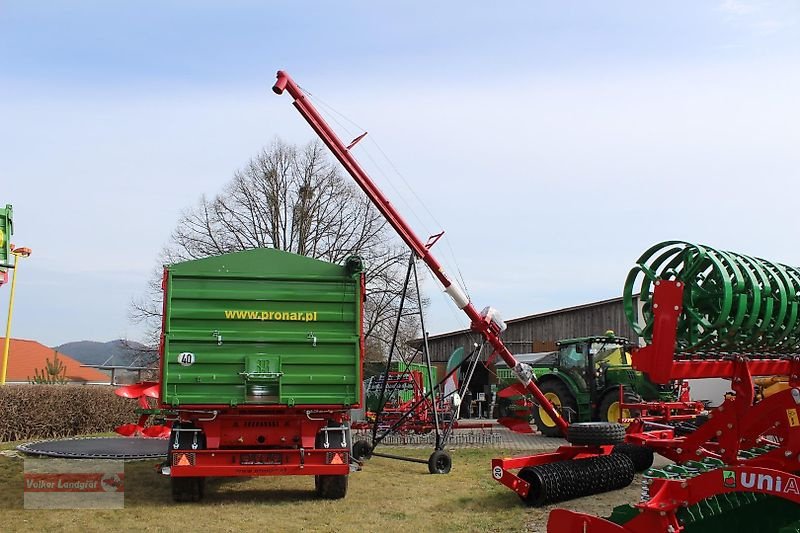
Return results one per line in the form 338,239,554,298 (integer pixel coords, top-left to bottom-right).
598,389,642,425
531,380,577,437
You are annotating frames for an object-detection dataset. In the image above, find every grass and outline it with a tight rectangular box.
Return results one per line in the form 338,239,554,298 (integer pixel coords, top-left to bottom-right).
0,443,543,533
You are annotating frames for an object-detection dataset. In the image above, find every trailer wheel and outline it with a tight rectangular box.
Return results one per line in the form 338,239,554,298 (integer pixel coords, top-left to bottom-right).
566,422,626,445
531,380,576,437
316,475,348,499
427,450,452,474
352,440,372,461
171,476,204,503
611,443,654,472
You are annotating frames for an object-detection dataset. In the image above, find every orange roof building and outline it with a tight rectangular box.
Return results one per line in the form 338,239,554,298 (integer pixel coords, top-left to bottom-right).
0,338,110,384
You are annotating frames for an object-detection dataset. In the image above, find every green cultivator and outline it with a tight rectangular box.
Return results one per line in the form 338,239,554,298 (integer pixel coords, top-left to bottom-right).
624,240,800,353
504,241,800,532
492,241,800,533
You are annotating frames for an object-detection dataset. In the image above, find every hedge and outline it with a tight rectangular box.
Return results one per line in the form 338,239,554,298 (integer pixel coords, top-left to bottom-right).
0,385,136,442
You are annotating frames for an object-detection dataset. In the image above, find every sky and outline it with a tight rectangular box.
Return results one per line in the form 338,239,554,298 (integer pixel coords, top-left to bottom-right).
1,1,799,346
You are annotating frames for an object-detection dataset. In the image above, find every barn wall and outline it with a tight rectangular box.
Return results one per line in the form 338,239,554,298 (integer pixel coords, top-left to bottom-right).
420,297,640,363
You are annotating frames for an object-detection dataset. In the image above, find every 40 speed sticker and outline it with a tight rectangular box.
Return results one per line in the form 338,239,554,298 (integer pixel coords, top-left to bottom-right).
493,466,503,479
178,352,195,366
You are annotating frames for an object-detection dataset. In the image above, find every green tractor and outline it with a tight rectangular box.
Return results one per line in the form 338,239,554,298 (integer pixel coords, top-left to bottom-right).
497,333,677,437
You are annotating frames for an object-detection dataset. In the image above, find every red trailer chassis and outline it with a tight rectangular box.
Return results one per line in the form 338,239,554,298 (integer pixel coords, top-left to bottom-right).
165,409,350,478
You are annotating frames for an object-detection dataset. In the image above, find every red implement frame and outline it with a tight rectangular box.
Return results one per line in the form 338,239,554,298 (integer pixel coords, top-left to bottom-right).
545,280,800,531
352,370,452,434
272,71,568,435
617,382,705,425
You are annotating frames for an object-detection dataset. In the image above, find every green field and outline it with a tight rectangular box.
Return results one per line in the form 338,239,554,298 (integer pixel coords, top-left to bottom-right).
0,441,641,532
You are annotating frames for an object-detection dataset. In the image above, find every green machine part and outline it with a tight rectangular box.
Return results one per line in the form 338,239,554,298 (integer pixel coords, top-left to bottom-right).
161,248,364,408
0,204,13,270
607,449,800,532
624,241,800,353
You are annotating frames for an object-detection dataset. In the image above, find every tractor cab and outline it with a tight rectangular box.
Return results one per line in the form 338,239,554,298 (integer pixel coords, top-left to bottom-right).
556,334,629,385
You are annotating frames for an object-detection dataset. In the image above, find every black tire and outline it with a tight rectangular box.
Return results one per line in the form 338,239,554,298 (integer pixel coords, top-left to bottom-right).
427,450,452,474
597,389,642,424
352,440,372,461
566,422,626,446
316,475,348,499
611,443,654,472
531,380,577,437
169,423,207,502
517,454,635,507
171,476,204,502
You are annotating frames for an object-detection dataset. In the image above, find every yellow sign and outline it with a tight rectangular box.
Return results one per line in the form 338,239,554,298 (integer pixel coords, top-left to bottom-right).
224,310,318,322
0,228,4,248
787,408,799,427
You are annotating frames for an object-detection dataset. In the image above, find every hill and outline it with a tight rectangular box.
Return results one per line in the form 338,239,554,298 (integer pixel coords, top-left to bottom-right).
55,339,156,367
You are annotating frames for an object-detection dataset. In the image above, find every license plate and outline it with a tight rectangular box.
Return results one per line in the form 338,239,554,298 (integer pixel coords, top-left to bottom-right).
240,453,283,465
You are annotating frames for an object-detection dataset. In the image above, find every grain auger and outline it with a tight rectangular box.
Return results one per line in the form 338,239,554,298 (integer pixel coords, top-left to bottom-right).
547,241,800,532
273,70,635,480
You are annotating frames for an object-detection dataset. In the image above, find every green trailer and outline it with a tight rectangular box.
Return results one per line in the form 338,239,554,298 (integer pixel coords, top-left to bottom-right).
158,248,365,501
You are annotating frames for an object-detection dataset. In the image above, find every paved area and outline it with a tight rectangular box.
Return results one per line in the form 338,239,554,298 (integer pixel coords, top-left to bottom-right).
353,420,567,450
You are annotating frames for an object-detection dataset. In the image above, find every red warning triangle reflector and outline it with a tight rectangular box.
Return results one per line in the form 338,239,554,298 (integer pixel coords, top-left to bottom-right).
177,454,190,466
331,453,344,465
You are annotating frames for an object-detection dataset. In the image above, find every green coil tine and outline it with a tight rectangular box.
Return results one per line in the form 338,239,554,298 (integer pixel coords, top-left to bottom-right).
718,250,761,350
625,241,800,355
762,259,797,349
779,264,800,352
665,244,713,349
703,247,748,350
756,256,789,350
727,252,764,350
681,244,733,350
623,241,691,341
779,263,800,351
735,253,774,350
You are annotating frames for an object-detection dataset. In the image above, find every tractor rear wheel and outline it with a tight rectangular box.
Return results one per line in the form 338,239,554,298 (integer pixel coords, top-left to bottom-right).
316,474,348,499
531,380,577,437
598,389,642,425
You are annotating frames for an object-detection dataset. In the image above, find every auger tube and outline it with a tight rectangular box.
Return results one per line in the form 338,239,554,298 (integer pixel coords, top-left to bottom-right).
273,70,569,434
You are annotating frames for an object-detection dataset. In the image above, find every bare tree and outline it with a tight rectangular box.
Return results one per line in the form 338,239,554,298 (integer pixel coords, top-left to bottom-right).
131,139,421,361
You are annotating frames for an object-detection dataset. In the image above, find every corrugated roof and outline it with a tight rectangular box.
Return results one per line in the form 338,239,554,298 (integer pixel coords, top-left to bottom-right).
424,296,625,342
0,338,110,383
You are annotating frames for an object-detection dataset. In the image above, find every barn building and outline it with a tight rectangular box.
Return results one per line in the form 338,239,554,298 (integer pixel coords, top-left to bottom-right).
415,296,642,417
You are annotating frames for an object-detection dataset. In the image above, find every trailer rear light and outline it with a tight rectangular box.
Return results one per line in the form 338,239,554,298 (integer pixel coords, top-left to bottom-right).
240,453,283,465
172,452,196,467
326,452,348,465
